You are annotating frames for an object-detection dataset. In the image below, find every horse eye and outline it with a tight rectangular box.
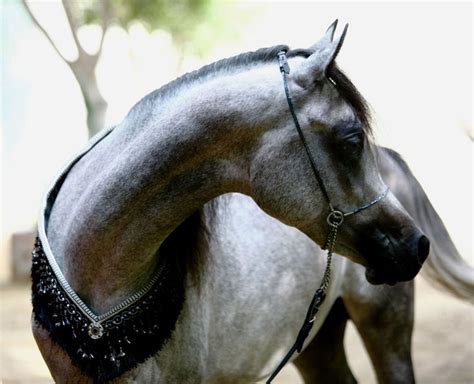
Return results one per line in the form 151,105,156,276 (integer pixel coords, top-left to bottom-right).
344,131,363,143
341,131,364,154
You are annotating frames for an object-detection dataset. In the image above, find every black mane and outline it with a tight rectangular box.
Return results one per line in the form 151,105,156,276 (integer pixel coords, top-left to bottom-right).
129,44,372,134
131,45,289,112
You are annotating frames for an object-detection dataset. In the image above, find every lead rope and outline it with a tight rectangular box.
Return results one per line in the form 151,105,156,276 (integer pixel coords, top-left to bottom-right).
266,51,388,383
265,210,342,384
266,53,342,383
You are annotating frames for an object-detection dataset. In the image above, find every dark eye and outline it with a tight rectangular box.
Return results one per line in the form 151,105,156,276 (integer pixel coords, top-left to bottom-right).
341,130,364,155
332,119,365,158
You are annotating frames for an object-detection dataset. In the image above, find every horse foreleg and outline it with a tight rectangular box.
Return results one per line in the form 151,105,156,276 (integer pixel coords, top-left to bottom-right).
293,298,357,384
343,276,415,384
31,315,93,384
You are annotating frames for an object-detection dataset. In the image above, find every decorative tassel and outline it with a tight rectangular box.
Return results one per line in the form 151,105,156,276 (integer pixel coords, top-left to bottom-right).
31,237,185,383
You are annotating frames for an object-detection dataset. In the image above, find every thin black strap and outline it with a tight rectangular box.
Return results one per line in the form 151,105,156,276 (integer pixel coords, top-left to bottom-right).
265,344,297,383
278,51,334,211
267,51,333,384
266,289,327,383
268,51,390,384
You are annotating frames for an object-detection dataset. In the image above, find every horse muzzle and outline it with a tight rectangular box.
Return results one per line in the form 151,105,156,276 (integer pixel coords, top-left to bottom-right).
363,232,430,285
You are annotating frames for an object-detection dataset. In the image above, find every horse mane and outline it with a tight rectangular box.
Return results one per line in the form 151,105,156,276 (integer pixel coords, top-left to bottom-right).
127,45,372,136
126,45,289,118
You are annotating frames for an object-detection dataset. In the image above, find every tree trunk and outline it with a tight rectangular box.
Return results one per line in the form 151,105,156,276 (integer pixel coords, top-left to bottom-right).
70,59,108,138
22,0,110,139
79,73,108,138
86,92,108,138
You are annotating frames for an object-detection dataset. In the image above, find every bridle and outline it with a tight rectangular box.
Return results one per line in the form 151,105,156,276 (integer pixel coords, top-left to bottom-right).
266,51,389,383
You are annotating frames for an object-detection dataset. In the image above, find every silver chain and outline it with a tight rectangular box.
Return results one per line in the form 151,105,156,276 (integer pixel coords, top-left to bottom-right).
320,223,337,292
268,51,390,384
320,209,344,292
308,210,342,323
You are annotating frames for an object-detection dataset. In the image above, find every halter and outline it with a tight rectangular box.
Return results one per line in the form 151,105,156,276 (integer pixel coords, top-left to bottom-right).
266,52,389,383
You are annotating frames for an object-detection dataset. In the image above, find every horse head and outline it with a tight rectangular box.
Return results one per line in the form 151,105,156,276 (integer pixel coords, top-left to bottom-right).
249,21,429,285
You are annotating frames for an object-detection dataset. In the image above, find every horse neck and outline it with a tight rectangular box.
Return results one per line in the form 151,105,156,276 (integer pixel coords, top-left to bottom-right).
49,64,282,312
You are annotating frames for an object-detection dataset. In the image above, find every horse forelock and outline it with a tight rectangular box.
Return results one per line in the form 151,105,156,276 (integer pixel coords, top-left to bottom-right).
327,64,372,137
287,48,372,136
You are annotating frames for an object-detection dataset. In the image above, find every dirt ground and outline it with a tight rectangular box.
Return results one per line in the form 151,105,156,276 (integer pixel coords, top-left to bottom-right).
1,278,473,384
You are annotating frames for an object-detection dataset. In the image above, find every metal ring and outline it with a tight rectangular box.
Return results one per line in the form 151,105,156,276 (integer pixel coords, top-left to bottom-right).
326,210,344,226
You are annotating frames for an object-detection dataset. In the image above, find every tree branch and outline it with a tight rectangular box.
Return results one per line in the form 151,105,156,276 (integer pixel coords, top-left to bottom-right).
91,0,112,64
61,0,87,59
21,0,72,65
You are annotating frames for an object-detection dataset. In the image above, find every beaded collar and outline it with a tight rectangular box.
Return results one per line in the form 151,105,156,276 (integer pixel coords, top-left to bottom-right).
32,128,185,383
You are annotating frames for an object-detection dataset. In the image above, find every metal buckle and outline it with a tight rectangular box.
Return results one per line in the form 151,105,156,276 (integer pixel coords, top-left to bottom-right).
277,51,290,74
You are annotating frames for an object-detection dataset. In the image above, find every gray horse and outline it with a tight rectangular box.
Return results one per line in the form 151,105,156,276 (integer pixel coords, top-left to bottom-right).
292,146,473,384
32,23,432,383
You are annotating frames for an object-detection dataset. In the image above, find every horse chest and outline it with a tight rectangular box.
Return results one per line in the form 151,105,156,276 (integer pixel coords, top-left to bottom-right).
138,209,347,382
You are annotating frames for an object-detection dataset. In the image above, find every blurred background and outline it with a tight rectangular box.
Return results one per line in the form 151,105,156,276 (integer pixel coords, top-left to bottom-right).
1,1,472,383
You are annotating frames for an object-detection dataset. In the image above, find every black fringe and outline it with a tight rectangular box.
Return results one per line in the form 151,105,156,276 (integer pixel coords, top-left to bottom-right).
31,237,185,383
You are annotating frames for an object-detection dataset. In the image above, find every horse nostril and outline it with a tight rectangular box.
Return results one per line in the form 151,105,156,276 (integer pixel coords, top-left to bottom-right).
417,235,430,264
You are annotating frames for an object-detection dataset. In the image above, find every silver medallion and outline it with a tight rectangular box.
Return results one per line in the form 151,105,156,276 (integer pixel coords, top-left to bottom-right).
88,322,104,339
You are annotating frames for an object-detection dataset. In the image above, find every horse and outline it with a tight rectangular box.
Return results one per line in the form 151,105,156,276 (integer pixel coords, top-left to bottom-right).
144,145,470,384
290,145,474,384
135,145,470,384
31,22,431,383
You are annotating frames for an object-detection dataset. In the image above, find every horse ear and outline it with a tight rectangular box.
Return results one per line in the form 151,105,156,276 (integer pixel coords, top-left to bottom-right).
309,19,339,52
294,22,348,84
